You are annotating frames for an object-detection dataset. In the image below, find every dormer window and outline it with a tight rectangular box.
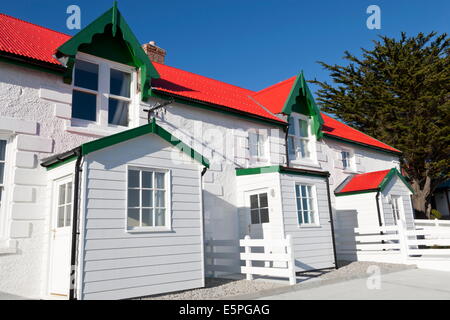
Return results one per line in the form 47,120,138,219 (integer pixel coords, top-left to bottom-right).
71,53,135,129
288,115,311,160
341,151,351,169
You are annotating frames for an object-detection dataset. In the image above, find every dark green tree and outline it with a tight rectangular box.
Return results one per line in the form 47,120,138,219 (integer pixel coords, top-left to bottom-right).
311,32,450,218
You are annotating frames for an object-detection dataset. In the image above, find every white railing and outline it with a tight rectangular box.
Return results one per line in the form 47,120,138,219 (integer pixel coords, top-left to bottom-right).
414,219,450,228
335,219,450,267
240,235,296,285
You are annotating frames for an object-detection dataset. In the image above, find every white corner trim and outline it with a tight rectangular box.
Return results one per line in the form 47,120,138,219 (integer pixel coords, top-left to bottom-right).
39,88,72,104
65,125,127,138
0,239,17,254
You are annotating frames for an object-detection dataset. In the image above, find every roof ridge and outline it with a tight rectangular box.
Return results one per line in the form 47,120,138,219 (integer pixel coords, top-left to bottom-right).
152,61,255,94
0,12,72,38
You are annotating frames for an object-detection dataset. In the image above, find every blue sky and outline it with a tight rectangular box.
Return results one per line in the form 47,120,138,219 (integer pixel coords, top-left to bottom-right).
1,0,449,94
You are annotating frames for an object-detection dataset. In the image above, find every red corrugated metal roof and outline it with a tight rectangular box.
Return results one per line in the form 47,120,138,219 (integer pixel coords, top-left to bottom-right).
0,13,70,65
337,169,391,194
0,12,401,153
151,62,285,123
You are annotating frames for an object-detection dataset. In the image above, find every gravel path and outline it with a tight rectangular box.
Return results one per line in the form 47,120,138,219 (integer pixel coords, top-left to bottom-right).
137,261,415,300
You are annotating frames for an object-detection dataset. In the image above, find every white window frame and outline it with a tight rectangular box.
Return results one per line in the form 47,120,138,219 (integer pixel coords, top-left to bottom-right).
248,130,269,163
53,176,74,230
294,183,320,227
0,135,12,240
287,113,317,165
341,148,355,172
71,52,138,130
125,165,172,232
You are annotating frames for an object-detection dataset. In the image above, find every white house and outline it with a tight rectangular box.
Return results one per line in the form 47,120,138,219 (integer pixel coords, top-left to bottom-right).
0,4,415,299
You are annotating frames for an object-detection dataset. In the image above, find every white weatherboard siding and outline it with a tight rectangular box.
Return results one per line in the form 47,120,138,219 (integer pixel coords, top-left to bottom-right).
80,134,204,300
381,175,415,229
279,174,335,271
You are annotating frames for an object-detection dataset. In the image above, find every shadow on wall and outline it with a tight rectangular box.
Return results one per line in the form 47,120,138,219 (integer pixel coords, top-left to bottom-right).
333,209,359,261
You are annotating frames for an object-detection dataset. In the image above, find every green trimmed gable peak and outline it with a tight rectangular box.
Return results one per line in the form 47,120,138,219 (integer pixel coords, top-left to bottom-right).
55,2,159,101
42,118,210,170
283,72,324,139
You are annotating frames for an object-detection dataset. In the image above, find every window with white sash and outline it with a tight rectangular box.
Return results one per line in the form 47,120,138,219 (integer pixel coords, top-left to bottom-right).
287,115,314,162
295,184,319,226
249,132,267,161
71,53,135,128
127,167,170,230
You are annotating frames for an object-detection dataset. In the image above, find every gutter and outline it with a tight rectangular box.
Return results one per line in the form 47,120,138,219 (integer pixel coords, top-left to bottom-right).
325,175,339,269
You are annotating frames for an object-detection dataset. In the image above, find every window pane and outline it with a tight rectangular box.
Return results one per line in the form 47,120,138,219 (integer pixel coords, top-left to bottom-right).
309,211,315,224
72,90,97,121
142,171,153,188
74,60,98,91
250,209,260,224
0,163,4,185
302,198,309,211
300,185,307,197
250,195,259,209
155,172,165,189
65,204,72,227
0,140,6,160
110,69,131,98
296,196,302,211
155,209,165,226
298,140,310,158
142,208,153,227
0,187,2,203
108,98,129,126
127,208,140,227
257,134,265,157
58,184,66,205
287,137,295,156
297,211,303,224
142,190,153,207
259,193,268,208
307,186,313,198
303,211,310,224
66,183,72,204
57,206,65,228
128,189,139,207
288,117,295,135
298,119,308,137
260,208,270,223
155,191,165,207
128,170,139,188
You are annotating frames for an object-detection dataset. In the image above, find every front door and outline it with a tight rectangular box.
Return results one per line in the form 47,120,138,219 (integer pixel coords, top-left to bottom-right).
246,190,270,239
48,177,73,297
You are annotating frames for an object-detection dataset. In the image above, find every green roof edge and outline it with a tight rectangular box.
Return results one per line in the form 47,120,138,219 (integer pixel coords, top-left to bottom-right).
235,165,329,178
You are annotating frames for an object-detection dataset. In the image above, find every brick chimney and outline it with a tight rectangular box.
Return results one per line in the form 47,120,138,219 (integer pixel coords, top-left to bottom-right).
142,41,166,64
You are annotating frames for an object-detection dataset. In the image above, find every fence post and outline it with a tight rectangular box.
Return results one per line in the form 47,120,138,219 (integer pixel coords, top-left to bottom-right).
397,220,409,263
286,235,296,285
244,235,253,280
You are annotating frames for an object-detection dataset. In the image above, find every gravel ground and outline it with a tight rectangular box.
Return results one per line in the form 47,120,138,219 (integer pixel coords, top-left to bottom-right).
137,261,414,300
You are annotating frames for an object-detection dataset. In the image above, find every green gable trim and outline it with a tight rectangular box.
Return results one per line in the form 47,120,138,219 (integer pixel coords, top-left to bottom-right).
281,72,324,138
45,119,209,170
323,133,402,156
55,2,159,101
379,168,414,194
151,91,287,128
80,118,209,167
236,165,329,178
335,189,379,197
335,168,414,196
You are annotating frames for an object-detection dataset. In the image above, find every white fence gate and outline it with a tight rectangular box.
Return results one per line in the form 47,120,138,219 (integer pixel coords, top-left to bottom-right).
205,235,297,285
335,219,450,271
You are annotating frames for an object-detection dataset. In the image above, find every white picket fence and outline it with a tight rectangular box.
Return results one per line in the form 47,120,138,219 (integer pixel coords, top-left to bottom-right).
205,235,297,285
335,219,450,270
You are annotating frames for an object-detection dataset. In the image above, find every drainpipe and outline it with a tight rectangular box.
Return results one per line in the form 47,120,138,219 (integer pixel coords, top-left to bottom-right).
375,191,383,227
284,123,290,167
200,166,208,281
69,148,83,300
325,175,339,269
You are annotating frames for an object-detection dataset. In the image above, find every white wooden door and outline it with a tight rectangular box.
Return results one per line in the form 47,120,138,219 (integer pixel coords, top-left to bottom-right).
48,177,73,297
246,190,270,239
